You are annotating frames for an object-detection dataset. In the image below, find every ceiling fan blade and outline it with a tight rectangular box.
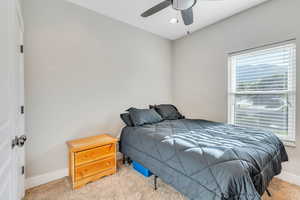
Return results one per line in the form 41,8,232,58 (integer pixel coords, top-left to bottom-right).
181,8,194,25
141,0,172,17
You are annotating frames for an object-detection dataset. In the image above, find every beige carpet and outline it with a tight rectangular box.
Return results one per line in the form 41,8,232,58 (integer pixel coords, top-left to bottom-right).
25,164,300,200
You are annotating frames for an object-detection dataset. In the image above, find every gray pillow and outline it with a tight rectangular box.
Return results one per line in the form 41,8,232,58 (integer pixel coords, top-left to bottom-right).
150,104,184,120
120,113,133,127
127,108,163,126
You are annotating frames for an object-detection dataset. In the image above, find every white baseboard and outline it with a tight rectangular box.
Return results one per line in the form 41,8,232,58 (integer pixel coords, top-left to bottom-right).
25,168,68,190
276,171,300,186
117,152,123,160
26,153,124,190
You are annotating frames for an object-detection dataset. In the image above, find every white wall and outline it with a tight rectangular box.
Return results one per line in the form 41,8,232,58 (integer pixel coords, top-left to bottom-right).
23,0,172,178
173,0,300,179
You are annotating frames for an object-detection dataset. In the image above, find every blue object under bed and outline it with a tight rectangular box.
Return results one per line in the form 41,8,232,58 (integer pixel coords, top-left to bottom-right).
132,160,153,177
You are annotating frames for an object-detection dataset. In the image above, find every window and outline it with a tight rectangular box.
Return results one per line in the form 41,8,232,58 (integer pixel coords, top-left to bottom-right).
228,41,296,144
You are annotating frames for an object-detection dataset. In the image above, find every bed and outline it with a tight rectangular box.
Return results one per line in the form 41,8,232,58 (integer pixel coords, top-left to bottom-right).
120,119,288,200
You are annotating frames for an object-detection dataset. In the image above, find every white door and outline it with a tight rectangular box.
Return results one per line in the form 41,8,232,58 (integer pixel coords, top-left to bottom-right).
0,0,17,199
0,0,25,199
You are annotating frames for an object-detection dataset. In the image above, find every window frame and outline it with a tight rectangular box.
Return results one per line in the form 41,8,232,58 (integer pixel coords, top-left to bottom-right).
228,40,296,146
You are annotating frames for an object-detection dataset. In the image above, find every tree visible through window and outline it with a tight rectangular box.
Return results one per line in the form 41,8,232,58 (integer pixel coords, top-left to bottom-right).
228,41,296,143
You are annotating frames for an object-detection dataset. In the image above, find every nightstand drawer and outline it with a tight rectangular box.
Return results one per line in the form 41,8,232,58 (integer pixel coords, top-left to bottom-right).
75,156,115,181
75,144,115,166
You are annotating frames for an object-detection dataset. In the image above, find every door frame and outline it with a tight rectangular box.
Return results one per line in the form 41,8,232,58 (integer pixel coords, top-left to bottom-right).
15,0,26,199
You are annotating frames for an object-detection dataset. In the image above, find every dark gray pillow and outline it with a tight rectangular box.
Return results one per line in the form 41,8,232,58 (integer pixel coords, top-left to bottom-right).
150,104,184,120
120,113,133,127
127,108,163,126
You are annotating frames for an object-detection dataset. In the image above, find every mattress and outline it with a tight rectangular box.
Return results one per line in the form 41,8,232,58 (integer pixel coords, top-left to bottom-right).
120,119,288,200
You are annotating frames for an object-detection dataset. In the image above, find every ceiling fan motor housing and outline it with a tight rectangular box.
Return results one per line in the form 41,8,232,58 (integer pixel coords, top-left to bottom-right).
172,0,196,10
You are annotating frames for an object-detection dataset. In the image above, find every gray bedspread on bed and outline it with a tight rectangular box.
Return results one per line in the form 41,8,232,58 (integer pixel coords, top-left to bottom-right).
120,119,288,200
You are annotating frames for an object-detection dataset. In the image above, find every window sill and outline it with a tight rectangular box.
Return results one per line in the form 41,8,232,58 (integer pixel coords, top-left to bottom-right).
281,140,296,148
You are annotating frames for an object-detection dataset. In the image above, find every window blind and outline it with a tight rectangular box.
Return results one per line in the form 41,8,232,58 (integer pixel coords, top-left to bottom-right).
229,42,296,142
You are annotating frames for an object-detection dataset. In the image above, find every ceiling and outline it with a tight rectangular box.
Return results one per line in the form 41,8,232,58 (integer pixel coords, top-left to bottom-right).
67,0,269,40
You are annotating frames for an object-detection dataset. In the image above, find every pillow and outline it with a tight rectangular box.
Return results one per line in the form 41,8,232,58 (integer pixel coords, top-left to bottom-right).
127,108,163,126
150,104,184,120
120,113,133,127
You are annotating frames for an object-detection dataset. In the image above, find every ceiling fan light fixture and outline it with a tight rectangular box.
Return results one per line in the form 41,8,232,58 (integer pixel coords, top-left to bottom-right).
169,18,179,24
141,0,200,26
172,0,197,10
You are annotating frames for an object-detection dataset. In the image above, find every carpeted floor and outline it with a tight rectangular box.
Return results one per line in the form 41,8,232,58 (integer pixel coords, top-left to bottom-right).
25,164,300,200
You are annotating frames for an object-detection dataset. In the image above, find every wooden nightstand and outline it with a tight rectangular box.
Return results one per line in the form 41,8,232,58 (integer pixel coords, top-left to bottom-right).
67,134,118,189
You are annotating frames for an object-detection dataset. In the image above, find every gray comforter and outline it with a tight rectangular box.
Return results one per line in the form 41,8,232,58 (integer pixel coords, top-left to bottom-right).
120,119,288,200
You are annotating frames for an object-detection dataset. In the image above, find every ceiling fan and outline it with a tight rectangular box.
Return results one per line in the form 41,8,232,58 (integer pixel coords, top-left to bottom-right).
141,0,220,26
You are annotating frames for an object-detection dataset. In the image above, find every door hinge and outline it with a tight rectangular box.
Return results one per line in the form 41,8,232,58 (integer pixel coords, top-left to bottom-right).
12,136,18,149
21,106,24,114
22,166,25,175
20,45,24,54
